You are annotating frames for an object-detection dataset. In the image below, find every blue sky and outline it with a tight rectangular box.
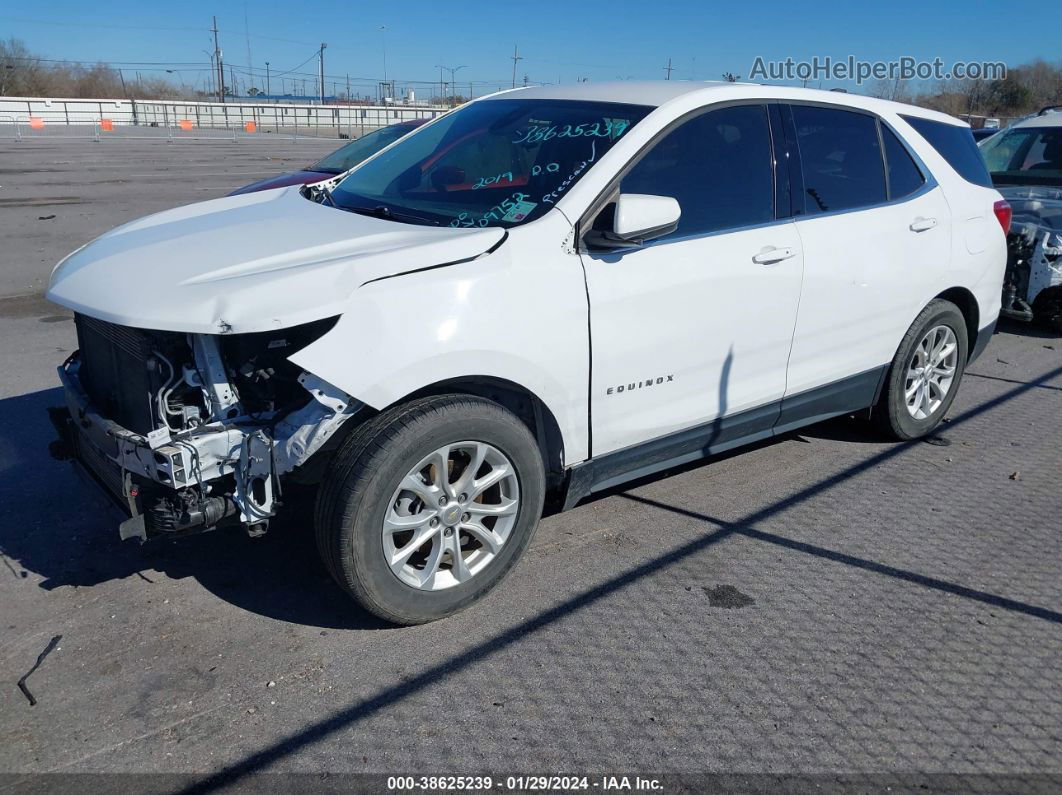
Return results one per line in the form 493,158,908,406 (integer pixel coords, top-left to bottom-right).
3,1,1057,97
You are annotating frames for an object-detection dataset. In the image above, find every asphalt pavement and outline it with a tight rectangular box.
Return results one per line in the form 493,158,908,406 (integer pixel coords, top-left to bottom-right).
1,138,1060,791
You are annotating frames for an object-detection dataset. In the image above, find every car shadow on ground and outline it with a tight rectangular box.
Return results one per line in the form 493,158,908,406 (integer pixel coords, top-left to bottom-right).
995,316,1061,341
0,382,938,632
1,322,1054,633
0,387,388,630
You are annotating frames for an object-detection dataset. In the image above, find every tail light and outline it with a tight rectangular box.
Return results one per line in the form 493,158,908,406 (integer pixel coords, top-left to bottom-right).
993,200,1012,236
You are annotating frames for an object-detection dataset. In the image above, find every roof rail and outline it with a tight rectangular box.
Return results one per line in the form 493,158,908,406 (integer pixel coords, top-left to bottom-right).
1037,105,1062,115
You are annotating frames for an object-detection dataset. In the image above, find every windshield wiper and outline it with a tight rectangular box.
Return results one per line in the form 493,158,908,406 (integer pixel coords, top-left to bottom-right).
343,204,440,226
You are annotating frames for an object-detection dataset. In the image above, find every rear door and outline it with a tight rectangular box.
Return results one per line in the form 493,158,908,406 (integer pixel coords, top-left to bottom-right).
582,103,804,456
778,103,951,430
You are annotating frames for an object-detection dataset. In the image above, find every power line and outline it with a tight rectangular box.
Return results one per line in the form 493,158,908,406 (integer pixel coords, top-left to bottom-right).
4,55,208,66
5,54,528,94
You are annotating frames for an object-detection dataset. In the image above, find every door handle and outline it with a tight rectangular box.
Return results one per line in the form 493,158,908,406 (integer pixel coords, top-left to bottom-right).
909,216,938,232
752,246,796,265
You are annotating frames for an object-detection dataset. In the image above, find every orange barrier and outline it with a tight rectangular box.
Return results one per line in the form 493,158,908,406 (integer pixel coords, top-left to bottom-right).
244,121,257,133
178,119,193,131
99,119,114,132
28,117,45,129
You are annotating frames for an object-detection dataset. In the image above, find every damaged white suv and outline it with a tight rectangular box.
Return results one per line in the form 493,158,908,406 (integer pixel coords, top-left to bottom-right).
48,83,1007,624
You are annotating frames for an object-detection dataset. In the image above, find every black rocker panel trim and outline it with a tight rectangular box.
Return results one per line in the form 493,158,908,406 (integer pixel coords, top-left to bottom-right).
563,366,887,509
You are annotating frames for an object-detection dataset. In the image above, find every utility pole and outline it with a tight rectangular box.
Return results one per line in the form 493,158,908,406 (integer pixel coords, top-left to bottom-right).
663,57,674,80
265,62,270,96
212,16,225,102
229,65,237,98
511,45,522,89
437,65,467,106
346,74,350,102
379,26,388,84
319,43,327,104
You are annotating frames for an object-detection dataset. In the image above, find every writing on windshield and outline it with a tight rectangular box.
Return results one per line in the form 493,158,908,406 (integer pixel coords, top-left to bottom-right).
330,99,652,228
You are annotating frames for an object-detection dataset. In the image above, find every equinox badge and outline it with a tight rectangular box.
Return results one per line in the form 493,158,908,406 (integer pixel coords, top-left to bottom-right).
606,375,674,395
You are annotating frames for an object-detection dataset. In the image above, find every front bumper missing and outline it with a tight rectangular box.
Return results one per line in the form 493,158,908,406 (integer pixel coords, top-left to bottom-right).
54,354,361,541
49,405,146,540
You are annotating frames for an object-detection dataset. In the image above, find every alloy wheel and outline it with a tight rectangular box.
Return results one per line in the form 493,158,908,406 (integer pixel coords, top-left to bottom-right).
905,324,958,420
382,441,520,590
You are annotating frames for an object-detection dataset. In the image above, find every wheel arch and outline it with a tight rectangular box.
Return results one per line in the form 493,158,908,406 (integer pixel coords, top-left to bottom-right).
398,376,567,489
934,286,980,360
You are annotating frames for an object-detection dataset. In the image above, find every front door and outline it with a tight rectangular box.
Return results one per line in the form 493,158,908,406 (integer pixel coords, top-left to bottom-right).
582,103,804,457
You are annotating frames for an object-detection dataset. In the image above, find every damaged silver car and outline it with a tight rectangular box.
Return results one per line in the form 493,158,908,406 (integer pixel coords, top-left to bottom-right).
981,106,1062,330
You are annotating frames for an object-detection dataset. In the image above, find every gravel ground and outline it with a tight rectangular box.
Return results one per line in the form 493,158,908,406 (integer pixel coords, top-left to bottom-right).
0,138,1060,791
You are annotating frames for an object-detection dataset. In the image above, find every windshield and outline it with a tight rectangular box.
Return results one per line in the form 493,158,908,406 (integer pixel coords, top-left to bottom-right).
330,99,652,228
311,124,420,173
980,126,1062,186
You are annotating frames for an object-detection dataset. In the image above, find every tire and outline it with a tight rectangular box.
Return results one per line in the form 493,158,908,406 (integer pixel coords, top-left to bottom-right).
1032,287,1062,334
873,299,969,440
315,394,545,625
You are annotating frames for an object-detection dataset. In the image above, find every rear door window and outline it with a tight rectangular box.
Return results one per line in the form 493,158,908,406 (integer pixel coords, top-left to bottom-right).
790,105,887,215
900,115,992,187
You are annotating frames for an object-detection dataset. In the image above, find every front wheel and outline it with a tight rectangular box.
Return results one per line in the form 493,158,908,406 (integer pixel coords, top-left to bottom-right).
315,395,545,625
874,299,969,440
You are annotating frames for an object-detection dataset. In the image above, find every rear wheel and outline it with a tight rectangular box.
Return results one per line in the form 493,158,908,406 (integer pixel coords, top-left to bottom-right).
315,394,545,625
874,299,969,440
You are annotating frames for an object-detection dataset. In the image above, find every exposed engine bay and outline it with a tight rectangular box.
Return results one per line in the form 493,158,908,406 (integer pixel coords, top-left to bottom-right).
51,314,362,541
999,186,1062,330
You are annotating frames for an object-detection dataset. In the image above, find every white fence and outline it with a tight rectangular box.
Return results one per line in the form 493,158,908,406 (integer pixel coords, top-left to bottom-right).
0,96,446,141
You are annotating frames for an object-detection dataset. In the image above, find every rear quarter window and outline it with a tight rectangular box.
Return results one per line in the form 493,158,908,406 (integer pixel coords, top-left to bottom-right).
900,115,992,188
880,124,926,200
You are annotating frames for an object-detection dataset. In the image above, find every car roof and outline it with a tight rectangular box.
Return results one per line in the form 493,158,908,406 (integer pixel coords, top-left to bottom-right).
479,81,965,126
483,80,736,106
1009,110,1062,130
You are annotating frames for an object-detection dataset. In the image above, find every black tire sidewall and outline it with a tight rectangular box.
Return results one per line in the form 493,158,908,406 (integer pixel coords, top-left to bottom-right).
330,399,545,624
883,302,969,440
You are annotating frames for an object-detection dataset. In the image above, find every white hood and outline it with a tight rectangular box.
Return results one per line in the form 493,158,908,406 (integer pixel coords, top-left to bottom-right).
46,186,504,334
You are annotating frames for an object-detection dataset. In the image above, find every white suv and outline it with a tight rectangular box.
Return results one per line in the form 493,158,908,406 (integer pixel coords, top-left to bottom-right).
48,82,1008,624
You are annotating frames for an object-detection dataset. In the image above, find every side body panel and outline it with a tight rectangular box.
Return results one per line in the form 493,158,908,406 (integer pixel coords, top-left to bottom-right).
891,115,1007,332
786,185,953,397
290,211,592,464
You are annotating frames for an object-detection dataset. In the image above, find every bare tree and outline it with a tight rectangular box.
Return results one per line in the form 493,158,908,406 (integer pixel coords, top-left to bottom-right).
0,38,186,99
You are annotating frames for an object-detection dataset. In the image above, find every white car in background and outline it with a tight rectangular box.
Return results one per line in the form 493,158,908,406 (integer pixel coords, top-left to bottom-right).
979,106,1062,329
47,82,1008,624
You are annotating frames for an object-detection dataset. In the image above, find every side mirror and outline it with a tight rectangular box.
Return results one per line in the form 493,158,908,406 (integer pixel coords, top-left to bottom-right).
585,194,681,250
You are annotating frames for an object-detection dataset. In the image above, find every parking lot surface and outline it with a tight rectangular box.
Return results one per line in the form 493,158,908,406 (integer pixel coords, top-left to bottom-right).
1,139,1060,786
